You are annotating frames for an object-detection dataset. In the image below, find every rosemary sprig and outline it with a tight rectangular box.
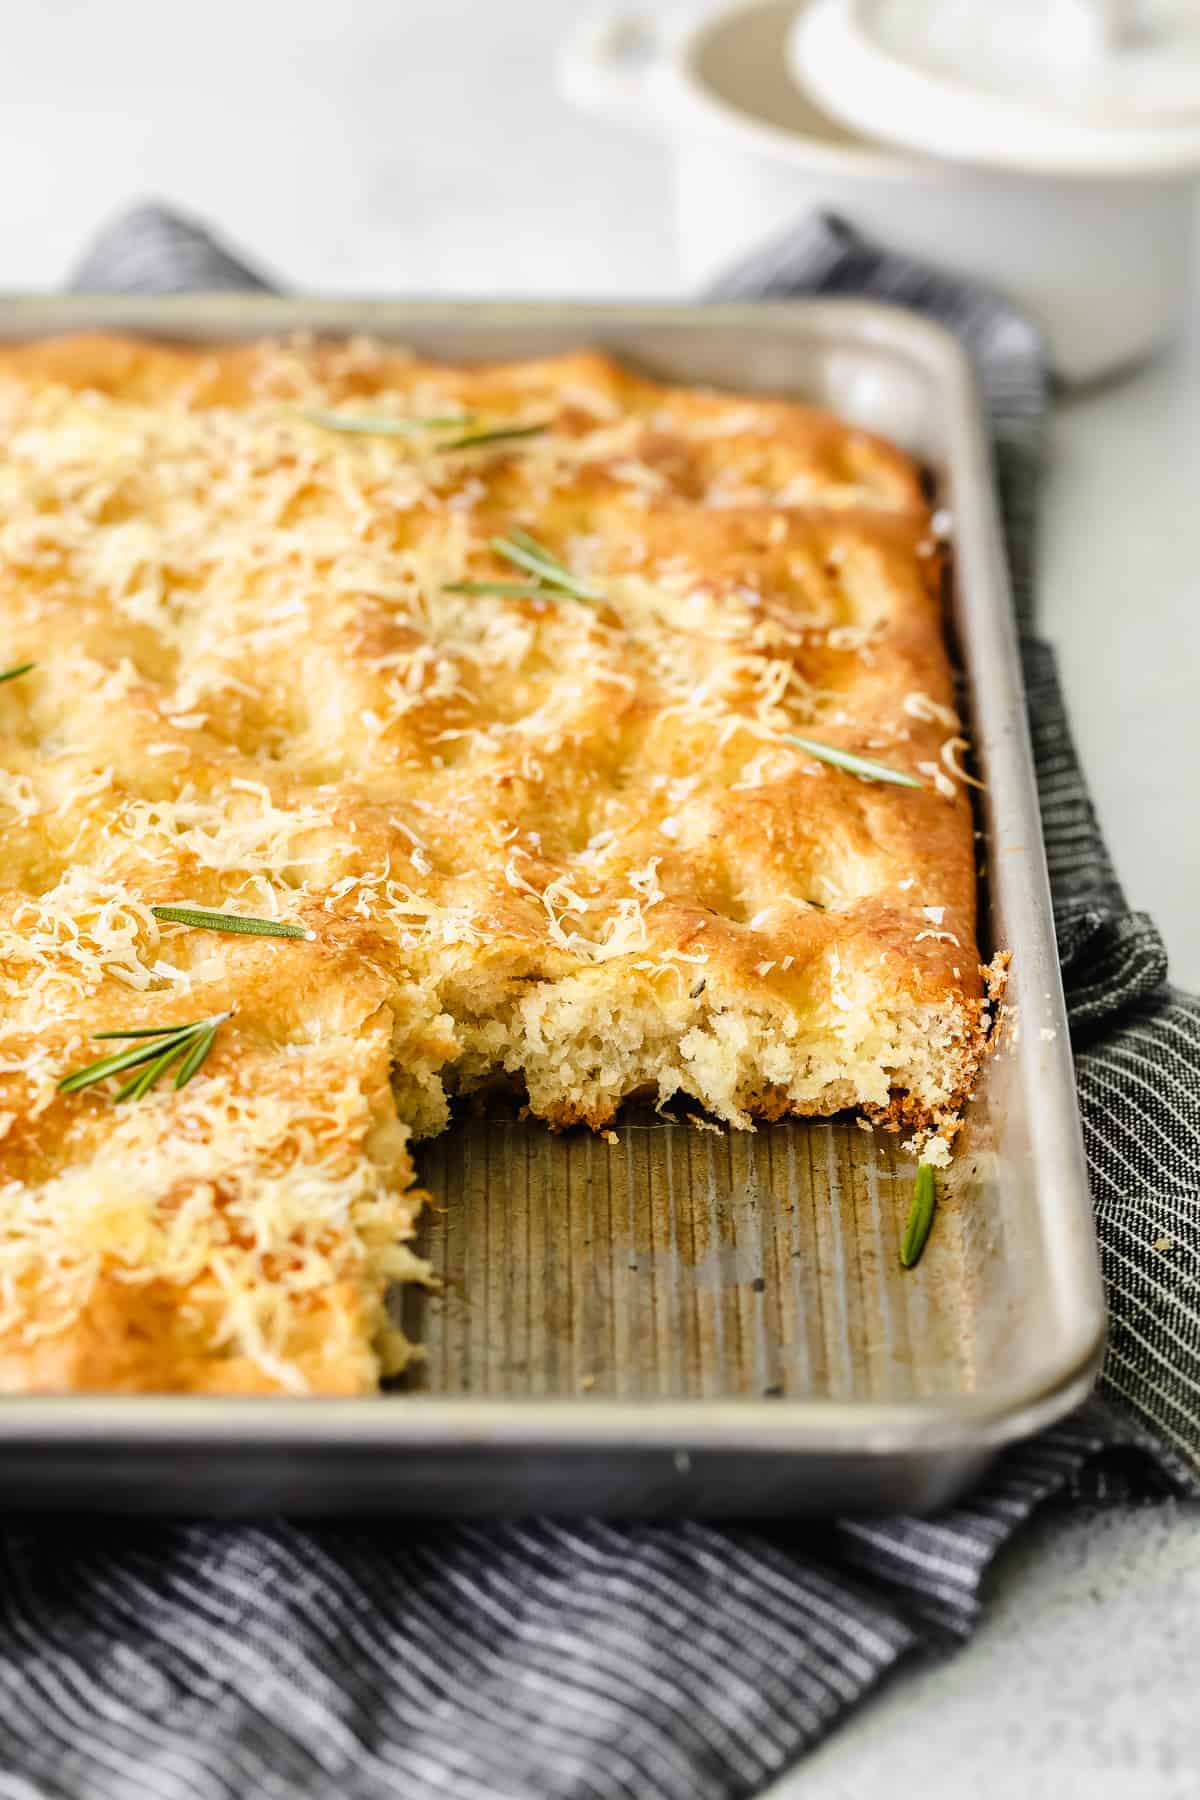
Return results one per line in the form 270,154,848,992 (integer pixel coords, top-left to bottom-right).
58,1013,232,1101
785,735,922,790
297,410,546,452
92,1026,190,1039
0,662,35,686
900,1164,937,1268
442,580,551,600
438,422,548,451
151,904,311,940
298,409,476,436
491,529,603,603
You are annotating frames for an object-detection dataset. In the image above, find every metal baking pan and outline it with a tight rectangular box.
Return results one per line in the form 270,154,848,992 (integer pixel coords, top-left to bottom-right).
0,296,1105,1515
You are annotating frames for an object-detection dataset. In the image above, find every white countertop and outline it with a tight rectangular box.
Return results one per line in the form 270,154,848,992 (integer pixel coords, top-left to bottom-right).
1,1,1197,1789
771,1497,1200,1800
1044,342,1200,991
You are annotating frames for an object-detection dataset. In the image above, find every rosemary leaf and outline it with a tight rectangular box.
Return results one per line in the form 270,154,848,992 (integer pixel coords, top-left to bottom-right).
491,532,602,603
92,1025,198,1040
58,1012,232,1100
152,905,311,940
442,579,563,600
438,422,547,451
297,410,543,452
298,409,475,437
509,527,589,586
507,526,563,563
493,530,573,585
785,735,922,789
114,1039,191,1104
174,1023,219,1089
0,662,35,686
900,1164,937,1268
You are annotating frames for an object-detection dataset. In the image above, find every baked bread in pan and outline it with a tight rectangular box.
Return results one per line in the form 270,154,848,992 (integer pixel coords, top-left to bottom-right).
0,334,992,1392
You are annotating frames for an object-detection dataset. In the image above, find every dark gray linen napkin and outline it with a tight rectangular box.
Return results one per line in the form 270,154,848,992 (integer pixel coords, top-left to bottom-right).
0,204,1191,1800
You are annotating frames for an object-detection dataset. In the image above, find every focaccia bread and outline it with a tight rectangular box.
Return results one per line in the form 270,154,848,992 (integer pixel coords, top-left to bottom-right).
0,333,991,1393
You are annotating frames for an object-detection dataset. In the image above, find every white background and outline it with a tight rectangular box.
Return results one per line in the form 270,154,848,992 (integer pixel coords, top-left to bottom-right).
0,1,1197,1791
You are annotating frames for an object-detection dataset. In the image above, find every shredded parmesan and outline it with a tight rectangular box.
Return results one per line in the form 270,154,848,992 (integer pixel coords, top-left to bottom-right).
903,690,958,729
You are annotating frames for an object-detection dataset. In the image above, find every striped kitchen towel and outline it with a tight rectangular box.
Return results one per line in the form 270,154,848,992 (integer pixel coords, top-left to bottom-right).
0,203,1191,1800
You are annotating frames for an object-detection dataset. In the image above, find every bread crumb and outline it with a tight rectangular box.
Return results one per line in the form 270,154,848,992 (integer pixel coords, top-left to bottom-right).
687,1113,724,1135
601,1129,619,1146
1153,1234,1173,1253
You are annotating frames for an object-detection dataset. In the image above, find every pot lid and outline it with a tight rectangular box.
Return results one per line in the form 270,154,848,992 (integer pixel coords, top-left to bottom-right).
789,0,1200,175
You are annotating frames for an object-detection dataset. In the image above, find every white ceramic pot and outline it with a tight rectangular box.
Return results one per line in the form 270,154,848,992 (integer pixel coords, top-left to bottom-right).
557,0,1198,383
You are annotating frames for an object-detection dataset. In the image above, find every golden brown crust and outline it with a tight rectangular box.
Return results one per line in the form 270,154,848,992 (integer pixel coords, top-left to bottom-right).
0,333,985,1393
